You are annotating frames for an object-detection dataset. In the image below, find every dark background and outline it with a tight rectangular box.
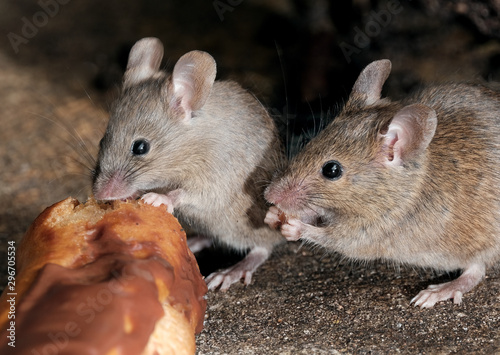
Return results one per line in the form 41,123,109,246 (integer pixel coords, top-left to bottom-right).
0,0,499,353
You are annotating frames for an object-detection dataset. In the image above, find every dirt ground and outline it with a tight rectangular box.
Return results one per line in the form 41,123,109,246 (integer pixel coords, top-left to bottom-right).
0,0,499,353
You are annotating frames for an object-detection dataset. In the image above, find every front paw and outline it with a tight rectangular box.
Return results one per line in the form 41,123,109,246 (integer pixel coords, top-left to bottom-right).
264,206,284,230
281,218,303,241
141,192,174,213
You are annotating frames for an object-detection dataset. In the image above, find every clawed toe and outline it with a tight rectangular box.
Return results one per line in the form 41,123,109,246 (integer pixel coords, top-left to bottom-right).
206,269,252,291
411,264,484,308
205,246,270,291
141,192,174,213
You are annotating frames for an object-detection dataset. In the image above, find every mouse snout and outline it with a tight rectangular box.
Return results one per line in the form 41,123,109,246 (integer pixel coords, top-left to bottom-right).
93,171,137,201
265,178,308,213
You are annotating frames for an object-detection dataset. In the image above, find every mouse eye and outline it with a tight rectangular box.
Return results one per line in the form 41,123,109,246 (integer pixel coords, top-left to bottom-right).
321,160,343,180
131,139,150,156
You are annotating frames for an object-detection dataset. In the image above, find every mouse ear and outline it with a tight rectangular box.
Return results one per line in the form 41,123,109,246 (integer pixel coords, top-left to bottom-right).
380,104,437,167
351,59,392,106
168,50,217,122
123,37,164,87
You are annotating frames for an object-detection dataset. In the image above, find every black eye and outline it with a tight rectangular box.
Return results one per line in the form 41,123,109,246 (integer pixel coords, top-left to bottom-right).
131,139,150,156
321,160,343,180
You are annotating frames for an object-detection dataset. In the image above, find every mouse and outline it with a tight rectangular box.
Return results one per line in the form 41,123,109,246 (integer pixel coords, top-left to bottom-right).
264,59,500,308
92,37,285,291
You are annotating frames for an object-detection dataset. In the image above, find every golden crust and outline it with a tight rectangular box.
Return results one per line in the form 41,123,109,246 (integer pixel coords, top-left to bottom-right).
0,197,207,354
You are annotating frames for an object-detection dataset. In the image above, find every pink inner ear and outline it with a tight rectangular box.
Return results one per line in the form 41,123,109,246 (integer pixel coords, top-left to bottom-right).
171,79,194,121
381,104,437,167
381,120,411,166
123,38,164,87
169,96,184,115
381,129,402,165
169,51,216,123
385,131,398,162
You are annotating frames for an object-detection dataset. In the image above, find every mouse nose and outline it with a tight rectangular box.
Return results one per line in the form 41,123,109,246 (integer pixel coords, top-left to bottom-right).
265,178,307,212
93,171,136,201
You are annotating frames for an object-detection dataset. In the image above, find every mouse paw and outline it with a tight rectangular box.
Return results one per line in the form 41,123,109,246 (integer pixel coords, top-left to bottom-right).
205,246,270,291
410,282,464,308
410,263,485,308
264,206,283,230
205,267,253,291
141,192,174,213
281,218,303,241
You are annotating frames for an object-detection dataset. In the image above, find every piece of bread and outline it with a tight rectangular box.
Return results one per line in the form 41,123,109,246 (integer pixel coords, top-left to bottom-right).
0,197,207,354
